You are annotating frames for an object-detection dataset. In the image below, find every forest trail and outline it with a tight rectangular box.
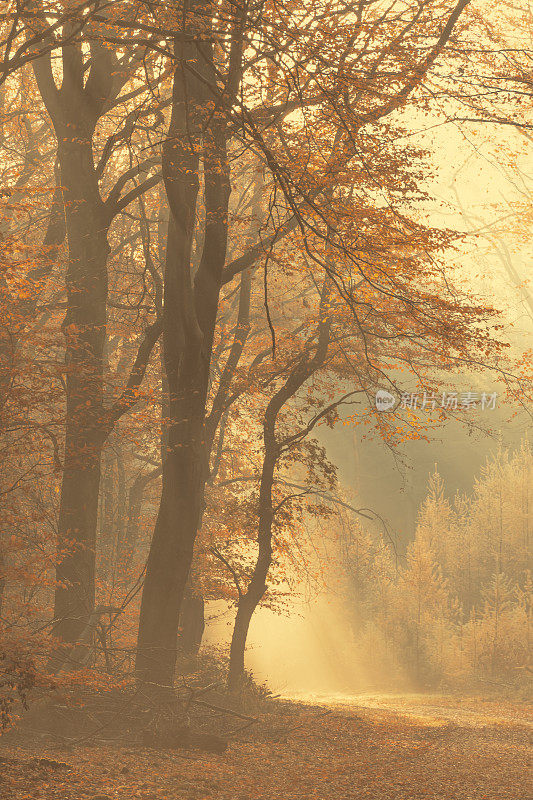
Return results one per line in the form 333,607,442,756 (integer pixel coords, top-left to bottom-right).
1,694,531,799
283,691,533,729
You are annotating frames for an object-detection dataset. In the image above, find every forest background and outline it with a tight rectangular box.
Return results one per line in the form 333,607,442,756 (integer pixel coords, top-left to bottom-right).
0,0,531,726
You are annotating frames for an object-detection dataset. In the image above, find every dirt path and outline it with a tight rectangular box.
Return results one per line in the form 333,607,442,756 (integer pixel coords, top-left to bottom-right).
285,691,533,728
1,696,530,799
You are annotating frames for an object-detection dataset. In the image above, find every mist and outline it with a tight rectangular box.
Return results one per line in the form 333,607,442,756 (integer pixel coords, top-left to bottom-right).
0,2,531,799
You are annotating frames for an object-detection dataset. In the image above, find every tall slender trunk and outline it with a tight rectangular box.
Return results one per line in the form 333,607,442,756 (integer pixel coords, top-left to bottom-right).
227,452,275,690
134,111,205,686
135,3,233,689
118,464,162,567
227,281,332,690
32,31,116,643
33,29,160,643
53,136,110,642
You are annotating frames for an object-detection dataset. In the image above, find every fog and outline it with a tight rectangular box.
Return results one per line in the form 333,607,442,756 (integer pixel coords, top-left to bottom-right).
204,595,375,695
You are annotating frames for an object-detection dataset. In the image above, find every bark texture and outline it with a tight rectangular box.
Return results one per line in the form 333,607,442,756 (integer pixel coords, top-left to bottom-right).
33,36,114,641
135,1,237,688
33,32,159,643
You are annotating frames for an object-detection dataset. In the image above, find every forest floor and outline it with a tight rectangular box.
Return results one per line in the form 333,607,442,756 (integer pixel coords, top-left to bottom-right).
0,693,531,800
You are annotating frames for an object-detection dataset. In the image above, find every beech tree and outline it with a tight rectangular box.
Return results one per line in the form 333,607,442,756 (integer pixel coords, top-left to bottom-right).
131,0,517,690
30,13,164,644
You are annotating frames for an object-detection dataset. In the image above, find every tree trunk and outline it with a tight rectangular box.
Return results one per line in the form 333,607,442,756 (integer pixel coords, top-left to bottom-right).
53,137,110,642
179,590,205,655
118,464,162,567
135,349,211,687
227,454,275,691
135,3,232,689
227,281,332,690
135,123,206,684
227,597,255,689
33,34,114,643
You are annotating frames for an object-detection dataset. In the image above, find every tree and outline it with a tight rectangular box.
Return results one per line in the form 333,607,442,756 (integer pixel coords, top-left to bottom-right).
340,439,532,688
135,0,499,690
227,278,337,689
31,14,162,643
